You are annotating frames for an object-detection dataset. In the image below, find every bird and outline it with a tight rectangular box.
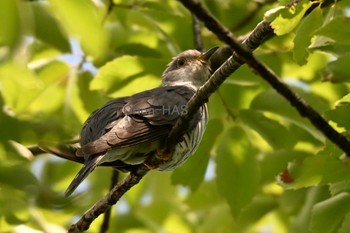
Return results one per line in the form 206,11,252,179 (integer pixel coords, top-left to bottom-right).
64,47,219,196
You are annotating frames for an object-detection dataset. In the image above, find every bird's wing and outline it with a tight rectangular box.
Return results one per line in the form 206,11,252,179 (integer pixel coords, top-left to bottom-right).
79,97,128,145
77,86,199,157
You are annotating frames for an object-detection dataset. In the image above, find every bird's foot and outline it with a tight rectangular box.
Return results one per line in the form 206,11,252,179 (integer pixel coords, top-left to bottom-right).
142,148,173,170
156,148,173,161
143,160,160,170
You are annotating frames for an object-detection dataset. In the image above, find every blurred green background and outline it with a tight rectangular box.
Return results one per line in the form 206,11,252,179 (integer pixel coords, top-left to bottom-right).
1,0,350,232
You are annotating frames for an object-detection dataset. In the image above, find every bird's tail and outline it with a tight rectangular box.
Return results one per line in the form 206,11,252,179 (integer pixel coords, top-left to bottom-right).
65,155,103,197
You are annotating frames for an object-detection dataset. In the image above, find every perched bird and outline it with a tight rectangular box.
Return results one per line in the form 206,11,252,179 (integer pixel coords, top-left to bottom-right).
65,47,219,196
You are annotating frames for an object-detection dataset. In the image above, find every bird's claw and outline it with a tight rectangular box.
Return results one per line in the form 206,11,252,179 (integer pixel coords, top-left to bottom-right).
156,148,173,161
143,161,159,170
142,148,173,170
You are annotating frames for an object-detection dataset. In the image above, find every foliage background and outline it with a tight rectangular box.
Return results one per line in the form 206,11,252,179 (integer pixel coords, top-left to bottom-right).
1,0,350,232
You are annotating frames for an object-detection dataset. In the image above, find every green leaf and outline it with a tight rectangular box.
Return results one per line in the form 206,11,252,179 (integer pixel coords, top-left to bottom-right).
140,8,193,51
311,193,350,233
260,150,311,183
289,187,330,233
0,62,43,114
28,60,69,114
250,89,325,142
76,71,106,114
330,180,350,196
0,165,38,191
236,196,278,232
31,3,70,52
172,119,223,191
293,7,323,65
215,126,260,218
49,0,109,64
265,0,314,36
40,159,81,193
321,53,350,83
116,43,162,58
239,109,297,149
316,17,350,45
0,0,21,51
185,181,222,210
338,211,350,233
91,56,166,97
324,102,350,130
0,187,31,225
282,152,350,189
324,93,350,130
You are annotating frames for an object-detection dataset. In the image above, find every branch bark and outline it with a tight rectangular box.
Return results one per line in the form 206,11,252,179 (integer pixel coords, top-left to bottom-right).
99,169,119,233
192,14,203,51
168,0,350,155
68,166,148,233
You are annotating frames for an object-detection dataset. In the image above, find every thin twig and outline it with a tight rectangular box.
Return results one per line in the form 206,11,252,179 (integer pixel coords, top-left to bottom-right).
68,166,149,233
192,14,203,51
99,169,119,233
231,0,277,32
216,91,237,120
28,145,46,155
101,0,115,25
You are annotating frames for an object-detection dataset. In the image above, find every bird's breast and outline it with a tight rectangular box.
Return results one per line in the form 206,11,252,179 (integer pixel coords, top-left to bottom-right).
157,104,208,171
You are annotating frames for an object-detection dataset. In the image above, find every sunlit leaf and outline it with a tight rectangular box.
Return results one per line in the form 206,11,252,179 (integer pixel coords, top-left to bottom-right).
91,56,166,97
0,0,21,52
250,89,325,142
289,187,330,233
215,126,260,218
330,180,350,196
324,102,350,130
338,211,350,233
260,150,311,183
236,196,278,232
316,17,350,45
293,7,323,65
0,62,43,114
310,193,350,233
239,109,297,149
265,0,314,35
28,60,69,114
0,165,38,190
186,181,222,209
282,152,350,189
76,71,106,114
49,0,109,64
116,43,162,58
321,53,350,83
31,3,70,52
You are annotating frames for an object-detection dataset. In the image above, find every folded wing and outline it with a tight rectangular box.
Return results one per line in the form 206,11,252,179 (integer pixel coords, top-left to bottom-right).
77,86,199,158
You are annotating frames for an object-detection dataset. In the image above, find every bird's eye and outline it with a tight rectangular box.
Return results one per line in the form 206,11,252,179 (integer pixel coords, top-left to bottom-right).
176,57,187,68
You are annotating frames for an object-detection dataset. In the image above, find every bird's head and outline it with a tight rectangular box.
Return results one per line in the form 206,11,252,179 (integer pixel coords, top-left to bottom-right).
162,47,219,90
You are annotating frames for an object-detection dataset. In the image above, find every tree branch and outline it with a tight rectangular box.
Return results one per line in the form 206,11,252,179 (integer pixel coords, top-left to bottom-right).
192,14,203,51
99,169,119,233
68,166,149,233
170,0,350,155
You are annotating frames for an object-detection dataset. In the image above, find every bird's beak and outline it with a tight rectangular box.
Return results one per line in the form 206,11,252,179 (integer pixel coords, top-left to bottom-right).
199,46,219,62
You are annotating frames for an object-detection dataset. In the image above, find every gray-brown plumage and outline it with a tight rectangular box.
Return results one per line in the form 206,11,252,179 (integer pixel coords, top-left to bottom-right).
65,47,218,196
